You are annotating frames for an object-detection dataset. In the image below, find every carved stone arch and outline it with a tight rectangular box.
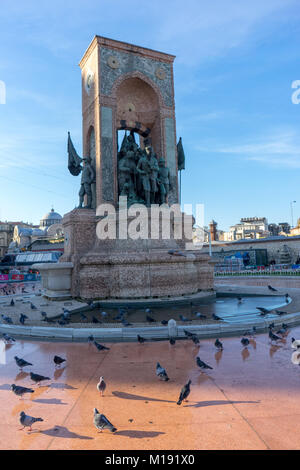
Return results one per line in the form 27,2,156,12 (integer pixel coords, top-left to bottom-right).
111,71,164,152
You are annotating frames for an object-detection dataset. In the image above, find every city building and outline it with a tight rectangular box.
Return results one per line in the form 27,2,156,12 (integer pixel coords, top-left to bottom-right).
223,217,269,241
0,222,36,257
8,208,63,253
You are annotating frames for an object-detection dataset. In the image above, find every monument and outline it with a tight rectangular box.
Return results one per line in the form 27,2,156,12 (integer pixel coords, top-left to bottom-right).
38,36,215,300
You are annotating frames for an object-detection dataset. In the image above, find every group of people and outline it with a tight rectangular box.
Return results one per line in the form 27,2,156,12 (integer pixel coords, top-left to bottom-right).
118,133,171,207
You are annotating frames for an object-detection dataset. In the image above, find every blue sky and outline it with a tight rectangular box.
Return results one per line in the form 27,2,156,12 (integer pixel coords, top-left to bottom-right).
0,0,300,230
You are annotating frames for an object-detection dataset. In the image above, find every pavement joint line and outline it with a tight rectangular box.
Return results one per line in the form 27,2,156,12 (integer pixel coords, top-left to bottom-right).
210,376,271,450
45,348,110,449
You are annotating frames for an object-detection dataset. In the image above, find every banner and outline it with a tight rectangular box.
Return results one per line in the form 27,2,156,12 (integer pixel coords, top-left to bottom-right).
0,274,9,281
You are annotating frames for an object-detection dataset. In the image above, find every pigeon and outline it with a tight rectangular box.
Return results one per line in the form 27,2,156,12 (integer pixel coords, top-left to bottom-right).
237,297,243,303
80,313,88,322
268,285,278,292
146,315,155,323
19,314,28,325
92,316,101,324
58,319,69,326
53,355,66,367
276,326,288,336
43,316,55,324
121,318,132,327
93,408,117,433
2,333,15,343
97,377,106,396
184,329,193,338
243,327,256,337
212,313,221,321
30,372,51,385
11,384,34,399
285,294,290,303
195,312,207,319
256,307,272,315
93,341,110,351
215,338,223,350
291,337,300,349
156,362,169,381
169,337,176,345
177,380,192,405
275,309,286,316
40,311,47,318
137,335,146,344
101,311,108,318
19,411,43,432
161,320,168,325
269,330,281,342
168,249,186,257
88,335,94,343
196,357,213,370
269,322,275,329
241,338,250,347
1,314,13,324
179,315,189,322
30,303,37,310
14,356,33,369
10,298,15,306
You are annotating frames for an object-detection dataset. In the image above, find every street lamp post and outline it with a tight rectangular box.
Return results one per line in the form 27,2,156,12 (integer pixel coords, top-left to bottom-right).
290,200,296,228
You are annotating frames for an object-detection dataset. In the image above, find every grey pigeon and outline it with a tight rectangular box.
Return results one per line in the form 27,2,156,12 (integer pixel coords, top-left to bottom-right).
275,310,286,316
121,318,132,327
30,302,37,310
146,315,155,323
212,313,221,321
195,312,206,319
177,380,191,405
30,372,51,385
54,355,66,367
93,408,117,433
169,337,176,345
241,337,250,347
101,311,108,318
156,362,169,381
196,356,213,370
10,298,15,306
14,356,32,369
20,314,28,325
1,314,13,324
92,316,101,324
2,333,15,343
269,329,280,342
243,327,256,337
256,307,272,316
93,341,110,351
179,315,189,322
11,384,34,398
184,329,193,338
80,312,88,322
97,377,106,396
215,338,223,350
161,320,168,325
268,285,278,292
137,335,146,344
19,411,43,431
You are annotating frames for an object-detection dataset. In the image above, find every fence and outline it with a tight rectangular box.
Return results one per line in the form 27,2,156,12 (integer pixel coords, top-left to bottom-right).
0,273,41,283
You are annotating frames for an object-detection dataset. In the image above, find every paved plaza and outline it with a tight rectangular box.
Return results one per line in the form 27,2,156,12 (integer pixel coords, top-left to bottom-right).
1,325,300,450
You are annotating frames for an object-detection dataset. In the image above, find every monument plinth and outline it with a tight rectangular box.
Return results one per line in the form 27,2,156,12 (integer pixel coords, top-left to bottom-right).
48,36,215,300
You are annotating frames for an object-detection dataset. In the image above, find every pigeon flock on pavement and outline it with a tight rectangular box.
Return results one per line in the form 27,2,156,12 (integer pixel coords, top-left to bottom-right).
0,283,296,436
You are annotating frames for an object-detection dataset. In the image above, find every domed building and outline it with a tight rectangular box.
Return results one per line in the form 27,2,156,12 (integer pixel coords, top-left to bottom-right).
40,209,62,229
9,209,64,253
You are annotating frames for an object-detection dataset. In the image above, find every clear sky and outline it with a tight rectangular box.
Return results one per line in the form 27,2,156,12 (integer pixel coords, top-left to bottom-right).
0,0,300,230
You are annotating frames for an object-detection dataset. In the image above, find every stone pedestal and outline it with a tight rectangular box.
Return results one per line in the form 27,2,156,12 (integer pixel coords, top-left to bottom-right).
32,262,73,300
59,208,215,300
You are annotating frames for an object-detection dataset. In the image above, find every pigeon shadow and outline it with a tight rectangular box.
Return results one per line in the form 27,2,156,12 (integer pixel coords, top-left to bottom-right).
115,430,165,439
112,391,175,404
0,383,11,390
40,426,93,440
184,399,260,408
33,398,68,405
53,367,66,381
49,383,77,390
15,371,30,382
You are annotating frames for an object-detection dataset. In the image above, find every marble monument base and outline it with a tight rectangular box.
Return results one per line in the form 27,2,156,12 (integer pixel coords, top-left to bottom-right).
57,208,215,300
